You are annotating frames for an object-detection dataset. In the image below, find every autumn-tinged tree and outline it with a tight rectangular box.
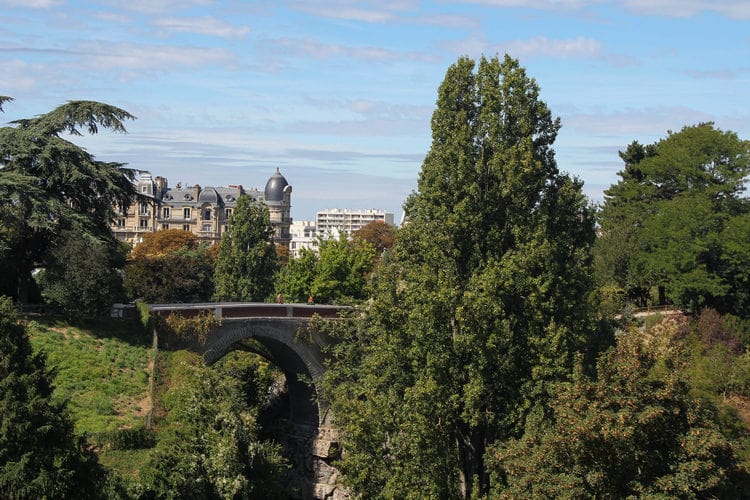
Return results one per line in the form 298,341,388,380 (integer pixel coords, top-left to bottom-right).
0,99,137,303
123,229,215,303
352,220,396,259
491,316,749,498
214,196,279,301
325,55,596,498
129,229,199,260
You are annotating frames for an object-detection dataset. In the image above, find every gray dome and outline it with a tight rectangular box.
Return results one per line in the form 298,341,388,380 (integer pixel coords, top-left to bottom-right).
198,187,219,204
264,168,289,202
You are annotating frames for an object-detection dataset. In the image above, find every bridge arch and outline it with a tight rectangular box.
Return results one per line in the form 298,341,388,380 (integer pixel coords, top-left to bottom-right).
202,317,329,430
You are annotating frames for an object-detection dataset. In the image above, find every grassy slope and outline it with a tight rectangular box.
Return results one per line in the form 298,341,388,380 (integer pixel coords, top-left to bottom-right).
27,316,154,476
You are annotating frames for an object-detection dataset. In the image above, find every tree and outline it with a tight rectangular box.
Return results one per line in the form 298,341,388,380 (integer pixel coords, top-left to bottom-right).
129,229,199,260
139,352,285,497
0,296,107,497
597,124,750,315
124,229,215,303
274,235,376,304
312,234,375,303
36,230,128,316
352,220,396,260
214,196,279,301
0,99,137,303
275,248,319,304
324,55,596,498
124,246,216,303
490,317,749,498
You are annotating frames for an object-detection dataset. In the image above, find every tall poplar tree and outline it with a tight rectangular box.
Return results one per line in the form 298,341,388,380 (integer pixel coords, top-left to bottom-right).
324,55,596,498
214,195,279,301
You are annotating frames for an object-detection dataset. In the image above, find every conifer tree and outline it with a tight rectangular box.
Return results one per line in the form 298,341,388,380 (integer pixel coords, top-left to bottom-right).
0,296,105,497
0,98,137,303
214,195,279,301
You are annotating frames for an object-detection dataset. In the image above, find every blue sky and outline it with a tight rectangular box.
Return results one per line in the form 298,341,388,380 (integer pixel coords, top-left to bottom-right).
1,0,748,221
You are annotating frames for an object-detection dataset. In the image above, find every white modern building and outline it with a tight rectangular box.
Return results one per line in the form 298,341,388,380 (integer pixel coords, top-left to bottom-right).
288,220,343,258
315,208,395,235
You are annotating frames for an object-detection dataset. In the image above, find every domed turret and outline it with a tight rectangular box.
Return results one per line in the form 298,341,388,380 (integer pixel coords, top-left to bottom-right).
264,168,289,203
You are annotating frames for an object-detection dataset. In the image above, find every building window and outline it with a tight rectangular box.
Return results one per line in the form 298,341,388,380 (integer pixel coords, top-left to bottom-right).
162,207,170,218
225,208,232,218
202,223,212,232
162,224,168,230
139,219,148,228
183,224,190,231
224,225,228,233
183,208,191,219
139,202,149,215
203,209,211,221
117,218,125,227
141,185,148,194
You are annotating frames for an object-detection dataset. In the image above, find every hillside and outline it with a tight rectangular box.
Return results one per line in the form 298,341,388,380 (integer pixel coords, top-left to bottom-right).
27,317,154,477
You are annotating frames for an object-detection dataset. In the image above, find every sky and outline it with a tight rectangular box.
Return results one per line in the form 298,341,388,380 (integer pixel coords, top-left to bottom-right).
1,1,748,222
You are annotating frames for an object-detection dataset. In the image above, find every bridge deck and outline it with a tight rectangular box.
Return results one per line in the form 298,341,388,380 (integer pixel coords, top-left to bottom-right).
147,302,349,319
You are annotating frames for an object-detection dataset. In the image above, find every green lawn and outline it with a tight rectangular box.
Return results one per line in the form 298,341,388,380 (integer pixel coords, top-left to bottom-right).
27,317,153,435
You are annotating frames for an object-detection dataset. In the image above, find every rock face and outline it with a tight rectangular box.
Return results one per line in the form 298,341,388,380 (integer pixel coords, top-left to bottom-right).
282,425,349,499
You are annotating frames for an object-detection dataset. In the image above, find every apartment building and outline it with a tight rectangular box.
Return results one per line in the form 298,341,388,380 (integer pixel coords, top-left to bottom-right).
113,169,292,246
315,208,394,235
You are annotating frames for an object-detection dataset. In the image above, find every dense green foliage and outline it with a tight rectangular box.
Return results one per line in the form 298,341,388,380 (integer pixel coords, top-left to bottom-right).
138,351,286,498
491,315,749,497
214,196,279,301
596,123,750,315
0,297,107,498
36,230,128,316
275,234,376,304
25,313,287,496
125,247,216,303
275,248,319,303
0,99,137,306
324,55,597,498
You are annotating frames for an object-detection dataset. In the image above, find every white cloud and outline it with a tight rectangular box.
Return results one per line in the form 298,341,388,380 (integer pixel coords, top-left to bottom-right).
444,35,602,59
97,0,214,15
153,16,250,38
0,0,61,8
505,36,602,58
453,0,750,19
71,41,236,73
680,69,738,80
260,37,437,64
561,105,723,136
620,0,750,19
452,0,600,9
0,59,38,92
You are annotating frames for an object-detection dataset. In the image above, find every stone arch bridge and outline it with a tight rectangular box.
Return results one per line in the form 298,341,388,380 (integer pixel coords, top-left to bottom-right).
141,302,350,498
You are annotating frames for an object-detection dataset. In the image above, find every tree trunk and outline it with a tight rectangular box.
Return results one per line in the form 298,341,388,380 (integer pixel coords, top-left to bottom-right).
456,423,487,499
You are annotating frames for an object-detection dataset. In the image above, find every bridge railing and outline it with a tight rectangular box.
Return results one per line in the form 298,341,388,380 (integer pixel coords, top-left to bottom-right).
146,302,350,319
